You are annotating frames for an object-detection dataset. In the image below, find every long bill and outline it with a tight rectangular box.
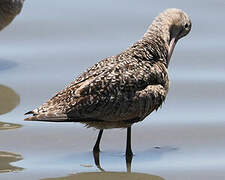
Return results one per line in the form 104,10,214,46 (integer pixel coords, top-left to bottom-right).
167,37,177,67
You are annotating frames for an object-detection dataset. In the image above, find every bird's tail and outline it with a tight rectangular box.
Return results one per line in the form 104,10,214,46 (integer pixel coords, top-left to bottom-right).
24,110,70,122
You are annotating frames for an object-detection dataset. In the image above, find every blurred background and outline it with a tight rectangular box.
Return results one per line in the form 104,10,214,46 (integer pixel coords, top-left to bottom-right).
0,0,225,179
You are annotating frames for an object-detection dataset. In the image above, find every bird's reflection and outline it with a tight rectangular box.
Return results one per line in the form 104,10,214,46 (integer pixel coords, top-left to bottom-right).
93,146,176,173
42,149,168,180
0,151,23,173
93,150,133,173
93,151,105,172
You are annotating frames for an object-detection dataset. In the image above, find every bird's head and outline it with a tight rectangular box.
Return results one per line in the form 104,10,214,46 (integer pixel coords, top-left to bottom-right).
163,8,192,65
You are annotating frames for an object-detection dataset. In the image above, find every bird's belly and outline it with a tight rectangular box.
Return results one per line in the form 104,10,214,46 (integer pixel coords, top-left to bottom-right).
74,84,167,129
82,94,160,129
96,87,166,122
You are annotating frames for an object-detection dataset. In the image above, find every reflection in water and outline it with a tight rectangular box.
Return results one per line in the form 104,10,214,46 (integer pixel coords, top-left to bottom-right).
0,121,22,131
43,150,166,180
0,151,23,173
93,151,105,172
92,147,176,173
0,84,20,115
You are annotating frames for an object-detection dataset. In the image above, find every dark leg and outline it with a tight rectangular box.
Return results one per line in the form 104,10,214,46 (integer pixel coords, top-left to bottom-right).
126,151,133,173
126,126,133,157
93,150,105,172
93,129,103,152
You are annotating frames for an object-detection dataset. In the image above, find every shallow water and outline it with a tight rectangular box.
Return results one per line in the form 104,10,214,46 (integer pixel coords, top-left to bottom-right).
0,0,225,180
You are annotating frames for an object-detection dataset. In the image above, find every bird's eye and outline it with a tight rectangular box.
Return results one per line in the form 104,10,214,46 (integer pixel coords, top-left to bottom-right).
184,23,189,29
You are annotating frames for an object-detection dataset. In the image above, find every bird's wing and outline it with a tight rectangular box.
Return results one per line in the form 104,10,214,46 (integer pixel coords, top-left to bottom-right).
65,58,168,120
70,56,118,86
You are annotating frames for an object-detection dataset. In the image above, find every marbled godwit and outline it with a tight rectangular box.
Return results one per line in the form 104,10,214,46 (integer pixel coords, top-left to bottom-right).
0,0,24,30
25,8,191,156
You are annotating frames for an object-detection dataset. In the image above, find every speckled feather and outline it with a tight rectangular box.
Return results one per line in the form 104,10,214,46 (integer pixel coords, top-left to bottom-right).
0,0,24,30
25,9,191,129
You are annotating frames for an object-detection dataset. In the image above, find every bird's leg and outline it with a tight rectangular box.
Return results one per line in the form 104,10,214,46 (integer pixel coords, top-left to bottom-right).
93,129,103,152
126,126,133,157
126,151,133,173
93,149,105,172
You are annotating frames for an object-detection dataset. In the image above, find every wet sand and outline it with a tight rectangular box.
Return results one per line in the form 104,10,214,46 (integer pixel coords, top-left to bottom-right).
0,0,225,180
0,121,22,131
43,172,164,180
0,85,20,115
0,151,23,173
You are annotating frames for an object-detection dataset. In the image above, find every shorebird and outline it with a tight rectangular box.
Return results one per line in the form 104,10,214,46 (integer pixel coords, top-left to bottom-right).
25,8,191,156
0,0,24,31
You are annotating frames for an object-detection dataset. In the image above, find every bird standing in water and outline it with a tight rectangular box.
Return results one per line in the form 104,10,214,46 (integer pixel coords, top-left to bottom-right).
25,8,191,156
0,0,24,30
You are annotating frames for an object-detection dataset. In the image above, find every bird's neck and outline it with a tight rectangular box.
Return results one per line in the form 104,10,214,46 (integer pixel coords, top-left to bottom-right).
144,14,172,46
140,17,173,66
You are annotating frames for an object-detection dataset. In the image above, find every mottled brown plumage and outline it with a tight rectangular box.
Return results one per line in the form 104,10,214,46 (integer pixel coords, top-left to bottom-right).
25,8,191,155
0,0,24,30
